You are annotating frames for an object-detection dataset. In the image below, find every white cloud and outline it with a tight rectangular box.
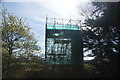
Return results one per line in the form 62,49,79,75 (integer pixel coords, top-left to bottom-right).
36,0,81,19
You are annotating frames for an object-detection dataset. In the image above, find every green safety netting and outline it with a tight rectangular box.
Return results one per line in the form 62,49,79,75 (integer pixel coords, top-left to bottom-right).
47,24,80,30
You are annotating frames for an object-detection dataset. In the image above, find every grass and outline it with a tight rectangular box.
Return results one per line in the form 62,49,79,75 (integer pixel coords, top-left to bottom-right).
3,62,99,78
84,63,96,70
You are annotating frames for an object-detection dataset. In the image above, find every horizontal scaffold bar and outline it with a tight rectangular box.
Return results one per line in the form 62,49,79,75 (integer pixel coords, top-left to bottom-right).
47,24,81,30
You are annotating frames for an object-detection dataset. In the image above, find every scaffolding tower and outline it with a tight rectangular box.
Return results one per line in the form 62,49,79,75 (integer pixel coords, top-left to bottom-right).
45,18,83,71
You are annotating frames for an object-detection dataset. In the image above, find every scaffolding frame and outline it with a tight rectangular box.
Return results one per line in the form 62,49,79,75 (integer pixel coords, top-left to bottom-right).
45,17,83,71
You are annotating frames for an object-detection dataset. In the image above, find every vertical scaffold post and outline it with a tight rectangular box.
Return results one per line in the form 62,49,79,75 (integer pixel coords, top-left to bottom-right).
45,15,48,61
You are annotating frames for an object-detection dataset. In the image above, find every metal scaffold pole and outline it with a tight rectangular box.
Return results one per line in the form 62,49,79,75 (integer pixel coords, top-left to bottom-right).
45,18,83,72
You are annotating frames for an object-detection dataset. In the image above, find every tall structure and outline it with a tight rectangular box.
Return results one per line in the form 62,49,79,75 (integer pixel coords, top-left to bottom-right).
45,18,83,71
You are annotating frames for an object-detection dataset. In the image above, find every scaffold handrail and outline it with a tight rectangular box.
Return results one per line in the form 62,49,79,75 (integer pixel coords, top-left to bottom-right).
47,24,80,30
46,18,81,30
